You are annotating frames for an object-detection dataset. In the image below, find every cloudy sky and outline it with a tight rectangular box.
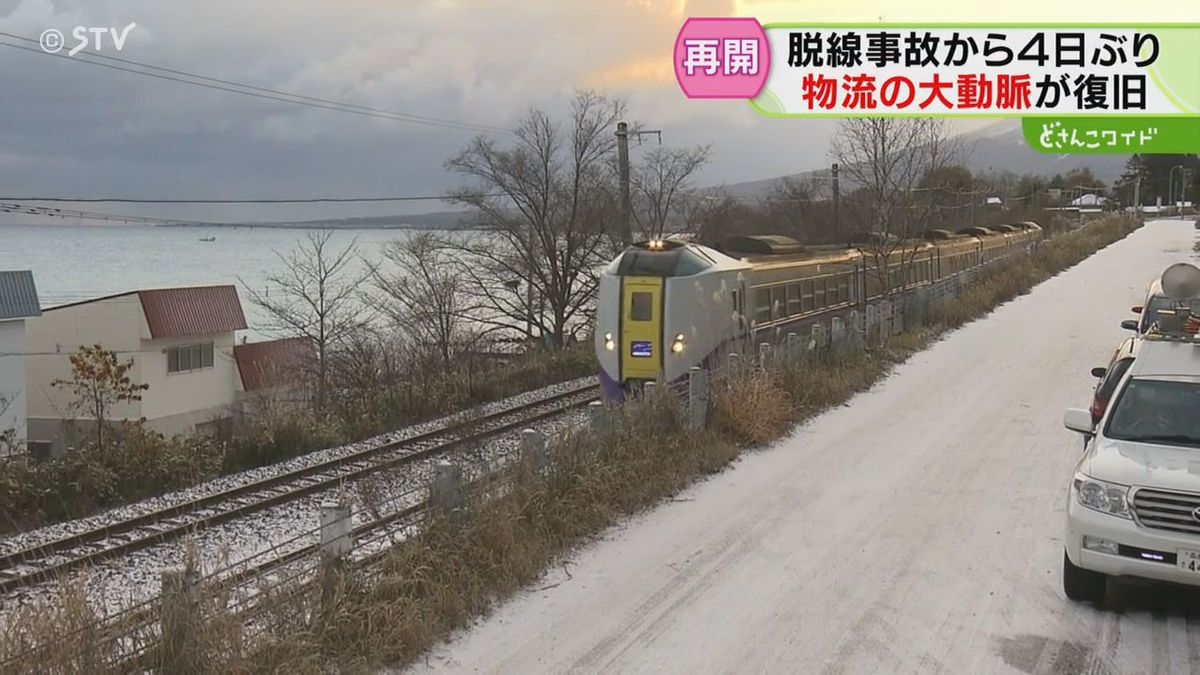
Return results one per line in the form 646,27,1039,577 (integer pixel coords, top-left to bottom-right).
0,0,1195,223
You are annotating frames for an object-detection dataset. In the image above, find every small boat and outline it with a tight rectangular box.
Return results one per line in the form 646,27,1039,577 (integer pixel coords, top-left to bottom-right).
199,236,216,242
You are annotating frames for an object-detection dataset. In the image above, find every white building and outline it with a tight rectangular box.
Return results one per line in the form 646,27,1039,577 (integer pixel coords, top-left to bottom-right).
0,271,41,456
24,285,248,452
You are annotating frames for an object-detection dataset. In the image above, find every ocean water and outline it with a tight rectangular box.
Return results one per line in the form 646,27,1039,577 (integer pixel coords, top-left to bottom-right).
0,224,419,337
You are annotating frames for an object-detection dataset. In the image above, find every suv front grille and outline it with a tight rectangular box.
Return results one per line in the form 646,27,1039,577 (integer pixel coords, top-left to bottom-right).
1132,488,1200,536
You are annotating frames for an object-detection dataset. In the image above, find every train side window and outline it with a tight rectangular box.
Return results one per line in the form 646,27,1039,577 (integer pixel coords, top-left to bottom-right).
771,287,786,319
838,276,850,301
814,279,826,308
755,289,771,323
786,284,801,315
801,281,814,312
630,292,653,321
824,278,837,305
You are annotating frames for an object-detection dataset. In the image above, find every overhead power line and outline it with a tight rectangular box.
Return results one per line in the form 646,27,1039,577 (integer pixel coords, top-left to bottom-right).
0,31,509,134
0,194,488,204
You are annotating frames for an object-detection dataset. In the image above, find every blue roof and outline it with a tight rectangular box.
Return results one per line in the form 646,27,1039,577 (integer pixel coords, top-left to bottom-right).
0,271,41,321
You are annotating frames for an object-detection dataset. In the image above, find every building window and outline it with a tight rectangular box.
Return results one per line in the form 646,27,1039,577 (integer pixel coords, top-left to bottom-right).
168,343,215,373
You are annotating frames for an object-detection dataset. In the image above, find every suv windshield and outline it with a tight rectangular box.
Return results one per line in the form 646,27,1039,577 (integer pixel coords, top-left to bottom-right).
1106,378,1200,447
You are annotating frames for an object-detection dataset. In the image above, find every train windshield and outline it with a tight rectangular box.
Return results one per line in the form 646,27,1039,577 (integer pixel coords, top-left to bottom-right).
612,246,713,277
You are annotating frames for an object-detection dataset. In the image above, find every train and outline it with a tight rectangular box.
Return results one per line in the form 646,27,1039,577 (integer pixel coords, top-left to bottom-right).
594,223,1043,401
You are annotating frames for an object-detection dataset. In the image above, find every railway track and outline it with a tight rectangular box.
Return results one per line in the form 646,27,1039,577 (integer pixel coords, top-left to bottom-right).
0,384,599,595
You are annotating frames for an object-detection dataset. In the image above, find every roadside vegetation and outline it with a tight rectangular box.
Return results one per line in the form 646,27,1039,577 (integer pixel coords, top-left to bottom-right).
0,213,1139,673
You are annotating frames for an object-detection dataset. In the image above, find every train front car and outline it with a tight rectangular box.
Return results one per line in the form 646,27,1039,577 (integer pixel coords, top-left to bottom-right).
595,239,750,402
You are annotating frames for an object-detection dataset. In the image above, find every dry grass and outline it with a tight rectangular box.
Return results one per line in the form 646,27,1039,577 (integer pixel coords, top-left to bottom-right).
0,214,1141,674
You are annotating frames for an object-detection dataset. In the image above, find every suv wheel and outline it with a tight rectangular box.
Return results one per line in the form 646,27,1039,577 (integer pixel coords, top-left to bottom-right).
1063,550,1106,604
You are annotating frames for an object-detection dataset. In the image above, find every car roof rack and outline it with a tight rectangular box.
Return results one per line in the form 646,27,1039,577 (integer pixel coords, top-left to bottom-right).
1143,307,1200,343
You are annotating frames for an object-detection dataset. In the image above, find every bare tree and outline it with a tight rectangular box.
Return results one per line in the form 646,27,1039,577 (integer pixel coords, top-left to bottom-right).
832,118,963,296
0,392,17,455
629,145,711,239
370,231,476,369
243,230,370,410
445,91,622,349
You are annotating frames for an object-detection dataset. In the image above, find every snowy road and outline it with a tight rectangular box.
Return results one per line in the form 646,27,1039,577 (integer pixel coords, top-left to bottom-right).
409,219,1200,675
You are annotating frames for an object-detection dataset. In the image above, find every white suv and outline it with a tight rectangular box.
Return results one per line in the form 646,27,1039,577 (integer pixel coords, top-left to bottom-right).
1062,337,1200,603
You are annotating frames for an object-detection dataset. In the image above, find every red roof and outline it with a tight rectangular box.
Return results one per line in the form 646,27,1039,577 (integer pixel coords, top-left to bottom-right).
234,337,314,392
138,286,247,339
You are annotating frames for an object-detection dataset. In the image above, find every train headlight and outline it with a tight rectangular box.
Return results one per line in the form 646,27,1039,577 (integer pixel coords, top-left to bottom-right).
671,333,685,354
604,332,615,351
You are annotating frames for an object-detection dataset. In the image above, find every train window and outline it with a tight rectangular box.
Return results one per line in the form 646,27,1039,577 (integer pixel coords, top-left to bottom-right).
838,276,850,304
755,289,771,323
630,292,653,321
786,284,801,315
825,278,838,305
801,281,814,312
814,279,826,308
770,287,786,319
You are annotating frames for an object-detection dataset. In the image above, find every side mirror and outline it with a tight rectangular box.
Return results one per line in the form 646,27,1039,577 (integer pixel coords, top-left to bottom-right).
1064,408,1095,435
1090,366,1107,378
1120,319,1139,331
1131,305,1143,314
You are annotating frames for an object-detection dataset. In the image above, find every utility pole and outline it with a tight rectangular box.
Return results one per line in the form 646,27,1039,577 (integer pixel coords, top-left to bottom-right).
1182,169,1192,221
1133,176,1141,213
1169,165,1183,216
615,121,662,245
616,121,632,245
831,163,840,233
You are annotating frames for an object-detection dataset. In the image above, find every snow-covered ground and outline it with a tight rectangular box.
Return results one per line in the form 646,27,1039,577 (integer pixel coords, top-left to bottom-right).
407,219,1200,675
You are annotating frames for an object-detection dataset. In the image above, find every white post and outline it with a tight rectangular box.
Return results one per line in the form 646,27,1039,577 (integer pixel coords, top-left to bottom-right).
687,367,709,430
431,462,466,522
159,568,200,673
520,428,548,473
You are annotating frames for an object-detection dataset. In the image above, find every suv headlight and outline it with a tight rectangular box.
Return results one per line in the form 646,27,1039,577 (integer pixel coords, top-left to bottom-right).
1072,472,1131,518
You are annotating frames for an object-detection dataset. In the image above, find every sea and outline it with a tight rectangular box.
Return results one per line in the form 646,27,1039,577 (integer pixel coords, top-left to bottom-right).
0,224,424,338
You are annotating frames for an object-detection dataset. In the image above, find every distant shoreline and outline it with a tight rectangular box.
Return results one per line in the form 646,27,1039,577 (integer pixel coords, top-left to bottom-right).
155,222,484,230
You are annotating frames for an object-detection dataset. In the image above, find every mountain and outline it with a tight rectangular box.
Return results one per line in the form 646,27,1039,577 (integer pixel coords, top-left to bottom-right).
720,120,1130,199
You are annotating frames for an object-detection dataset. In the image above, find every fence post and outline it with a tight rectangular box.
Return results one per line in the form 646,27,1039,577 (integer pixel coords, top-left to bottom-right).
880,300,893,338
865,304,878,343
785,332,800,360
758,342,771,370
727,352,740,378
159,567,200,674
811,322,827,353
588,400,608,433
520,428,548,473
643,381,656,397
319,500,353,623
431,462,466,523
830,317,846,353
687,366,709,430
